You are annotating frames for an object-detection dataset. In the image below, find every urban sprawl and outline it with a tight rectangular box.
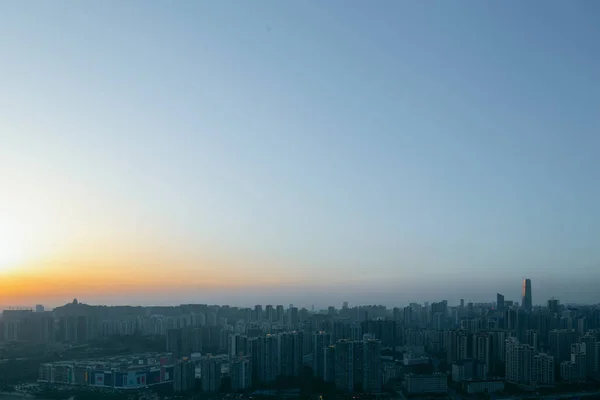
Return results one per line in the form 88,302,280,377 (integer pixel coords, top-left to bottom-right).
1,279,600,399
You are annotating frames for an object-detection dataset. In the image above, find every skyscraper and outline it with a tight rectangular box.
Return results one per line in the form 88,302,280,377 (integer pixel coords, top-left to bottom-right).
496,293,505,312
522,279,532,311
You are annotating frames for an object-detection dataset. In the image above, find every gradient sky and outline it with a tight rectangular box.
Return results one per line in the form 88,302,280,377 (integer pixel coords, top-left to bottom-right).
1,1,599,308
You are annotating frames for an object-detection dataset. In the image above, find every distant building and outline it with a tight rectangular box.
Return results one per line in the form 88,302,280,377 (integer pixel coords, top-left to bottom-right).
549,329,578,363
452,361,487,382
505,337,534,385
38,353,174,388
522,279,532,311
313,331,331,379
230,356,252,391
532,353,555,386
324,345,336,382
254,305,263,322
276,305,284,324
287,307,298,329
548,298,560,313
462,379,504,394
403,352,429,366
405,373,447,395
173,358,195,393
200,356,222,393
362,338,382,393
248,335,278,383
265,305,274,322
496,294,504,312
166,328,183,358
568,343,587,381
579,334,598,377
561,360,578,383
278,331,303,377
334,339,354,392
35,305,45,313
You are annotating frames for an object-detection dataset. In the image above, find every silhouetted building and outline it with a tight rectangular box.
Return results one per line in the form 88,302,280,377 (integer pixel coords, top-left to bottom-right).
522,279,532,311
287,307,298,329
548,298,560,313
497,294,505,312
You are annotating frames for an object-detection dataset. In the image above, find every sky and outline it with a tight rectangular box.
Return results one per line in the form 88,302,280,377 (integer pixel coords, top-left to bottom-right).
1,1,599,309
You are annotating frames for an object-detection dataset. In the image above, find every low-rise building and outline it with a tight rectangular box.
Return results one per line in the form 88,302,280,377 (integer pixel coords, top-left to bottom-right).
405,373,448,395
38,353,174,389
403,352,429,366
462,379,505,394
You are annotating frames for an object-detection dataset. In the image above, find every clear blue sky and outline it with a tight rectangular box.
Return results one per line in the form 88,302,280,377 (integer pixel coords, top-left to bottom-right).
1,1,599,307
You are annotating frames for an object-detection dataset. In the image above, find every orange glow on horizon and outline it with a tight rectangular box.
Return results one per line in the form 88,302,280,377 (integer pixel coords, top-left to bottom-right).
0,251,314,306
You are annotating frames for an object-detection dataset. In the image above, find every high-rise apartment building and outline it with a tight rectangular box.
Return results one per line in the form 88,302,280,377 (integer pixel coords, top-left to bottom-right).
352,340,364,390
229,334,249,360
200,356,222,393
549,329,577,363
570,343,587,381
497,293,505,312
472,333,492,373
548,298,560,313
230,356,252,391
505,337,534,384
167,328,183,358
532,353,555,386
174,358,195,393
276,305,284,325
287,307,298,329
524,329,538,351
254,305,263,322
248,335,278,384
324,345,336,382
278,331,304,377
334,339,354,392
362,338,382,393
313,331,331,379
522,279,532,311
579,334,598,377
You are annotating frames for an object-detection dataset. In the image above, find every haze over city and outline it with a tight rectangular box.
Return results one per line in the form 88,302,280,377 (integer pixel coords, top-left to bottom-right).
2,1,600,308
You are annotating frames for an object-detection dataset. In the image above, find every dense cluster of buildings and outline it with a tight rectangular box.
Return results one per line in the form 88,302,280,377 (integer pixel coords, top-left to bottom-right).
4,278,599,396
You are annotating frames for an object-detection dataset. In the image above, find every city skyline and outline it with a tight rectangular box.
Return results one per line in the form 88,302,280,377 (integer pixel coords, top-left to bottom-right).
3,277,598,311
2,1,600,306
6,279,600,398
